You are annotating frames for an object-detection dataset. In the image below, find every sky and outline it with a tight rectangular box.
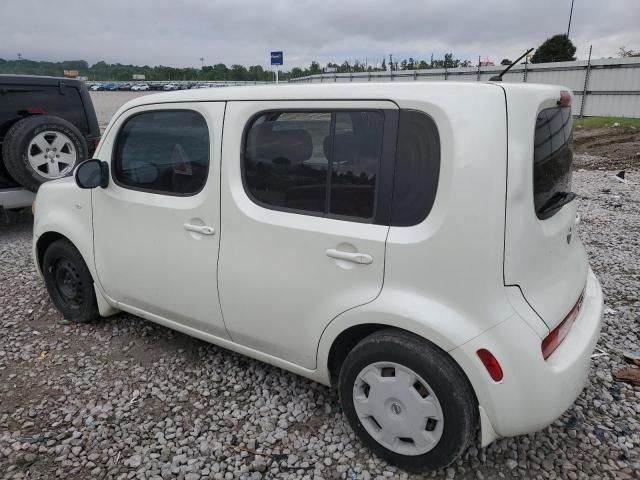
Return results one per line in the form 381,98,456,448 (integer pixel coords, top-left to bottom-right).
1,0,639,70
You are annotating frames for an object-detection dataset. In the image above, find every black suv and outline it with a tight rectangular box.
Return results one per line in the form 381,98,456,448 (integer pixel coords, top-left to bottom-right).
0,75,100,196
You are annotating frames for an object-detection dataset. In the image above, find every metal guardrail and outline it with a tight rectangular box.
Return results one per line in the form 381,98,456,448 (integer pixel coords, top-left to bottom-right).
288,56,640,118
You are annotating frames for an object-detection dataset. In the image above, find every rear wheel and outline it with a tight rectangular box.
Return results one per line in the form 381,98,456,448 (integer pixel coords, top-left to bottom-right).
42,239,99,323
338,330,477,472
2,115,88,192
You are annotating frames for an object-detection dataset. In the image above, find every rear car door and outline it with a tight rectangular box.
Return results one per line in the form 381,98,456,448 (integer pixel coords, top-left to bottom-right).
504,88,588,330
91,102,229,338
219,101,398,368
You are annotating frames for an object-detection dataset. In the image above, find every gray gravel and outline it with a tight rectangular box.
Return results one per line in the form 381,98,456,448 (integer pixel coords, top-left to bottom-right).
1,159,639,477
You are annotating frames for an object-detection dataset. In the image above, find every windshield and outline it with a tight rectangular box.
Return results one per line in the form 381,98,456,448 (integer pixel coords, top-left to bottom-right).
533,106,573,219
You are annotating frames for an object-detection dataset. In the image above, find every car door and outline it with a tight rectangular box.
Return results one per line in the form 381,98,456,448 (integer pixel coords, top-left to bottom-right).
91,102,229,339
219,100,398,369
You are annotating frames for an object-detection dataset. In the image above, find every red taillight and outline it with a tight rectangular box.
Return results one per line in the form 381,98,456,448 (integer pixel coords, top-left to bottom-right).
27,107,46,114
477,349,503,382
558,90,572,107
541,291,584,360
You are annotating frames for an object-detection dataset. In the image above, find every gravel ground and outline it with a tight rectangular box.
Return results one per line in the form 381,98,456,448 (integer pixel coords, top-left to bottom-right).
0,94,639,479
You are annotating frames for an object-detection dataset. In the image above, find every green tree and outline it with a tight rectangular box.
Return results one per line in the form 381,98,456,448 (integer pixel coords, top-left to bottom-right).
500,58,512,65
531,34,576,63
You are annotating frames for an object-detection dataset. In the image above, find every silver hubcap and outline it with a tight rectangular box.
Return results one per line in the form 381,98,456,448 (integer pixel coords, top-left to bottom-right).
353,362,445,456
27,131,77,179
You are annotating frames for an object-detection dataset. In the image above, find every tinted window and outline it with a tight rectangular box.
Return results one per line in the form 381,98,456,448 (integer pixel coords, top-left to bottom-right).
329,112,383,218
244,111,384,219
390,110,440,226
244,112,330,213
533,107,573,219
114,111,209,195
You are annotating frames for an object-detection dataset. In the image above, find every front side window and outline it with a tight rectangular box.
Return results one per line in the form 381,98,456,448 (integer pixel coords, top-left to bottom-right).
243,110,383,220
533,106,573,219
114,110,209,195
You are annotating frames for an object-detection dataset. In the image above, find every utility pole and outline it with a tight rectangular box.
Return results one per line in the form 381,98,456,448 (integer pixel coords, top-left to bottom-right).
200,57,204,69
567,0,575,37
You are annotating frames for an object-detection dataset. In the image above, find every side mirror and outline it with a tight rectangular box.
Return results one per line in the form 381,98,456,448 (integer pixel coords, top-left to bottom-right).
75,159,109,189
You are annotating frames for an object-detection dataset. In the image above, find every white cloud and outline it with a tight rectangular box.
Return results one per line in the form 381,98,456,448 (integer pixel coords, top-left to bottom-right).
1,0,639,68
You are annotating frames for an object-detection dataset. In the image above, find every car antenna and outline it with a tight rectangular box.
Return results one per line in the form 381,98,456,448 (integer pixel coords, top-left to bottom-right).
489,48,534,81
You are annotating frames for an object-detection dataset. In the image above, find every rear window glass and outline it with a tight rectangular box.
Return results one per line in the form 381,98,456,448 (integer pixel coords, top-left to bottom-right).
533,106,573,219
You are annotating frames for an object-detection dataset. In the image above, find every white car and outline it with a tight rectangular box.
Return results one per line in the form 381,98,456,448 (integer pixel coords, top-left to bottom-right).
32,83,603,472
163,83,178,91
131,84,149,91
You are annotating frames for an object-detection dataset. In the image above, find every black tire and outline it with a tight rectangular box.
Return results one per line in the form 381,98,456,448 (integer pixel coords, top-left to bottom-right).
42,239,99,323
2,115,88,192
338,329,477,473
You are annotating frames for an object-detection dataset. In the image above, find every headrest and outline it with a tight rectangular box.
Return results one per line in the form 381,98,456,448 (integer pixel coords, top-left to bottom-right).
323,132,358,163
252,125,313,163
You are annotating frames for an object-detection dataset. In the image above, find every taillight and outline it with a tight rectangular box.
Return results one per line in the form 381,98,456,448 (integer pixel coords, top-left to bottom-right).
558,90,571,107
27,107,46,114
477,349,503,382
541,290,584,360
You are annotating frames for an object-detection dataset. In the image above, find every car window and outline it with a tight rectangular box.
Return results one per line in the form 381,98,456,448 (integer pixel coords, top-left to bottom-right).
533,107,573,219
114,110,209,195
243,110,383,220
390,110,441,226
244,112,330,213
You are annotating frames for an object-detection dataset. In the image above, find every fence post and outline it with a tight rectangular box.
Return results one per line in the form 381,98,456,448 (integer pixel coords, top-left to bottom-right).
523,57,528,82
477,56,481,81
579,45,593,118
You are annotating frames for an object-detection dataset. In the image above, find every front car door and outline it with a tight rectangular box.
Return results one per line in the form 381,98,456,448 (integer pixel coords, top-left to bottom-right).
219,101,398,368
91,102,229,338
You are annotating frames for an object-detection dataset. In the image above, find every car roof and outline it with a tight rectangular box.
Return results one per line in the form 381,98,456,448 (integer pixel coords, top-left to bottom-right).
121,81,564,109
0,74,84,87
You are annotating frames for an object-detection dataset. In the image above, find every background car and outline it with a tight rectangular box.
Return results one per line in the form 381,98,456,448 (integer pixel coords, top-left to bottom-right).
163,83,179,91
0,75,100,205
131,84,149,91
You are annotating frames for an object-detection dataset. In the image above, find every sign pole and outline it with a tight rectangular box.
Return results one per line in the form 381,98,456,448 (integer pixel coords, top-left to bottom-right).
271,51,283,85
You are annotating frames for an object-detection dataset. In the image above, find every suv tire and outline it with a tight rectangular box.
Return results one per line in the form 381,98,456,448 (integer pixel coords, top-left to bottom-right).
42,239,100,323
2,115,88,192
338,330,477,472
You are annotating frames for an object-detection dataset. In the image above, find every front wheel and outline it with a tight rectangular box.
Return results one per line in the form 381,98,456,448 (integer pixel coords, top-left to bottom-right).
42,239,99,323
338,330,477,472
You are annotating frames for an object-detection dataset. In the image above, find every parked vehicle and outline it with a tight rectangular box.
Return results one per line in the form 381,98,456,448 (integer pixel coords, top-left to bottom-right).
117,83,132,91
0,75,100,209
163,83,179,91
32,83,603,472
89,83,103,91
131,84,149,91
102,83,118,91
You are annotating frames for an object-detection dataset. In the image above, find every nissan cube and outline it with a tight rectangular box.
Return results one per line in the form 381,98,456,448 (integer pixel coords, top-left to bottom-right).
32,83,603,472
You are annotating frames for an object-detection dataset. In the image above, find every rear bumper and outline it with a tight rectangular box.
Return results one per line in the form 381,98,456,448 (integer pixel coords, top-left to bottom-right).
451,267,603,442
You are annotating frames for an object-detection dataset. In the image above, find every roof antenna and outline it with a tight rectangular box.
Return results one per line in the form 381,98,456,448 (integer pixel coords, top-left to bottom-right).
490,48,534,81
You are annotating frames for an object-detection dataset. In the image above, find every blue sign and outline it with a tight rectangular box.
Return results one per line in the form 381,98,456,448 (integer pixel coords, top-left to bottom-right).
271,51,283,66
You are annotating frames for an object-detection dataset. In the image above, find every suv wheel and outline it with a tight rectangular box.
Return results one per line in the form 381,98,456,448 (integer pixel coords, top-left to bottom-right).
2,115,88,192
42,239,99,323
338,330,477,472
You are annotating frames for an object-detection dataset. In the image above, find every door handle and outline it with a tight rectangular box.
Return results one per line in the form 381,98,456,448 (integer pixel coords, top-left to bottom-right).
183,223,215,235
326,249,373,265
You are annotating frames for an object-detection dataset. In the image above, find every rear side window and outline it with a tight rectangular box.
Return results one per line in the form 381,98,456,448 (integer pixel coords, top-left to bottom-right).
533,107,573,219
243,111,384,220
390,110,440,227
114,110,209,195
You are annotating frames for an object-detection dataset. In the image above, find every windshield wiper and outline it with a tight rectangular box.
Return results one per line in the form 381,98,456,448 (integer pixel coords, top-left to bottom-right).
537,191,576,218
490,48,534,81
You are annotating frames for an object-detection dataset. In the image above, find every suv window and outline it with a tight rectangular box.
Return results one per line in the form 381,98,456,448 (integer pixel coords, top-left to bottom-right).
533,106,573,219
243,111,383,220
114,110,209,195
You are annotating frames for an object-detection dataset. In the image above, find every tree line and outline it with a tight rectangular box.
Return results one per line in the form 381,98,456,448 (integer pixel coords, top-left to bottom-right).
0,54,474,82
3,35,616,82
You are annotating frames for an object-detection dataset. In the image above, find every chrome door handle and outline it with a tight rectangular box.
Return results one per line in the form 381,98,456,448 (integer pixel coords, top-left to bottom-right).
183,224,215,235
326,249,373,265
